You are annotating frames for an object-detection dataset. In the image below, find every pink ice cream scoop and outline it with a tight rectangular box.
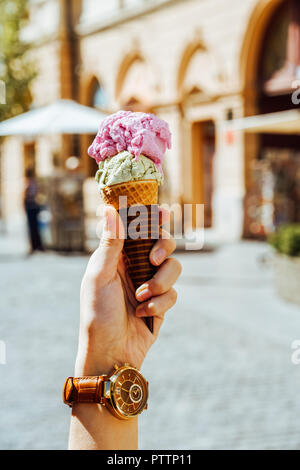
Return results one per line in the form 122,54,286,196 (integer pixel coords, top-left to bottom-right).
88,110,172,173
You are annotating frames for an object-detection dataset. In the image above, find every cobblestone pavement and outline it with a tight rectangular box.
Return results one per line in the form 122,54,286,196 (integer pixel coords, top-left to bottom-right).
0,241,300,450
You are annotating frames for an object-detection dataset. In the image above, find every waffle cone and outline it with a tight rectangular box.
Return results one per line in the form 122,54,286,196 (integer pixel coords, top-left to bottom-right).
101,180,159,333
101,179,158,209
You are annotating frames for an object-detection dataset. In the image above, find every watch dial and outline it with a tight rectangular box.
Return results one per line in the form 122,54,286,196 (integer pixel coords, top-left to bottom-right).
112,367,148,417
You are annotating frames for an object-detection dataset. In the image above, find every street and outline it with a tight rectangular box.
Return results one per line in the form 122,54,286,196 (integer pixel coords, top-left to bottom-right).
0,241,300,449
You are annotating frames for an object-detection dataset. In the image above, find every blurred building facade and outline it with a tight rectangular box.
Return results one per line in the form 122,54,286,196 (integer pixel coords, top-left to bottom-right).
1,0,300,246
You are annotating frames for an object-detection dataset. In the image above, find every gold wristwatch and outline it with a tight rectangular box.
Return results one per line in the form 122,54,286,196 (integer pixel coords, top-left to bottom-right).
63,364,148,420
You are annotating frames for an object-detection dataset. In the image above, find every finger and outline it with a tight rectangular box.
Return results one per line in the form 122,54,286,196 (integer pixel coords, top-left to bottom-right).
136,288,178,337
136,288,177,319
149,230,176,266
85,205,124,282
135,257,182,302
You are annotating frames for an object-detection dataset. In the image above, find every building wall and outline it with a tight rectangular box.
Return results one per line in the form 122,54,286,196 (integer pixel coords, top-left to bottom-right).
0,0,284,242
79,0,260,239
79,0,257,106
0,0,62,232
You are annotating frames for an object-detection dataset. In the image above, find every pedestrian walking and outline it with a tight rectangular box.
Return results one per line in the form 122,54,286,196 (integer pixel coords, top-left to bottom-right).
24,168,43,254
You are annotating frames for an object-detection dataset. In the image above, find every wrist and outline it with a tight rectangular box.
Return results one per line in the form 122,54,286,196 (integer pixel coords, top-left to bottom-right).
75,351,115,376
74,326,144,376
66,361,148,424
74,350,143,377
74,331,121,376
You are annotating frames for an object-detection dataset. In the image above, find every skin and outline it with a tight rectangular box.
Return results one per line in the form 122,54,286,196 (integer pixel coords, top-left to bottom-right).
68,205,182,450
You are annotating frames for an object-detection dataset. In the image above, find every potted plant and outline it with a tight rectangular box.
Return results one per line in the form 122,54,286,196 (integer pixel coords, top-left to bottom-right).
268,224,300,305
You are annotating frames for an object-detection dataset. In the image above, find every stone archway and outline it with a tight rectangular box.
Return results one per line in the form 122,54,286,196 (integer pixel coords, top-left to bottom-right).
241,0,300,237
240,0,285,116
176,39,216,229
115,49,159,109
115,50,145,102
177,37,207,100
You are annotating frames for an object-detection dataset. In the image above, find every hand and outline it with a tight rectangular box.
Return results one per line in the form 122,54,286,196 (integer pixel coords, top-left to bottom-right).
75,205,181,376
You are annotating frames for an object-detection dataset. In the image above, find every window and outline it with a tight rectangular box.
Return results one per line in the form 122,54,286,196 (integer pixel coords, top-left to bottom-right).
259,4,289,83
89,79,107,109
258,0,300,94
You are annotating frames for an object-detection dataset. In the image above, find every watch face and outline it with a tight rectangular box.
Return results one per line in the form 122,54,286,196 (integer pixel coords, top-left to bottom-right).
110,366,148,418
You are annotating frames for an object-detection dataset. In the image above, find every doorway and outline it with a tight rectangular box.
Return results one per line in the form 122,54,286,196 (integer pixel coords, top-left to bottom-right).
191,120,215,228
243,0,300,238
23,142,36,175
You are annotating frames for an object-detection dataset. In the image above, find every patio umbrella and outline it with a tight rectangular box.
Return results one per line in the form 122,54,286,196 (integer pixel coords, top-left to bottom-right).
0,99,106,136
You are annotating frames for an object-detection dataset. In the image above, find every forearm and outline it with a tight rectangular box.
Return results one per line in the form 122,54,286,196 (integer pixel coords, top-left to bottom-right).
68,404,138,450
67,206,180,450
67,349,139,450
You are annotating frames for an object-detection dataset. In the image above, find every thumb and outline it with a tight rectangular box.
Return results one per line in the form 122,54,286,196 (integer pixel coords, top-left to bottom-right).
98,205,125,276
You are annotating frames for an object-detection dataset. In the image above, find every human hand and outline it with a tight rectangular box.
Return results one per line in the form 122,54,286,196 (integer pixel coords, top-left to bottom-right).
75,205,181,376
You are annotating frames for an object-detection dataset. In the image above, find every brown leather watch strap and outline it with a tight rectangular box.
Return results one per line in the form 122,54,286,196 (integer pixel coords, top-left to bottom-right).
63,376,106,407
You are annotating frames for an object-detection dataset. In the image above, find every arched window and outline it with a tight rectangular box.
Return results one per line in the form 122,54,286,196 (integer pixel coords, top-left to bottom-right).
89,79,108,109
116,52,158,107
176,39,222,101
258,0,300,97
259,6,289,84
122,96,149,112
244,0,300,238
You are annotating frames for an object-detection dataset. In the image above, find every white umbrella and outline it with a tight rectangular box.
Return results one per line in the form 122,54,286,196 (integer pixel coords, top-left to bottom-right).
0,99,106,136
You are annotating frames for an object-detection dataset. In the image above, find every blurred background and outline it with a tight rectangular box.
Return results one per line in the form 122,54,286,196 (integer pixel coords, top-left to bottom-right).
1,0,300,450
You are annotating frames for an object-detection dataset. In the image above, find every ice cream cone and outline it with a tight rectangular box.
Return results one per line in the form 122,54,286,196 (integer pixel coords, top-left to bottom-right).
101,179,158,209
102,180,159,333
89,111,172,334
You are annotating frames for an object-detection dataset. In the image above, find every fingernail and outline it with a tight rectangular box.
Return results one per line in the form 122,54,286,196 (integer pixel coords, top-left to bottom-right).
152,248,166,265
136,306,146,317
136,284,151,301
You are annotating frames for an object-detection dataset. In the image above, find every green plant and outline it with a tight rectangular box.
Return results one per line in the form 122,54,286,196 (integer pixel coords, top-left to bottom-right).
268,224,300,257
0,0,36,121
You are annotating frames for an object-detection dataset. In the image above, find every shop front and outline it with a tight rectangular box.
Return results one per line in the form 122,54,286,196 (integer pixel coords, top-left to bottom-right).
241,0,300,238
